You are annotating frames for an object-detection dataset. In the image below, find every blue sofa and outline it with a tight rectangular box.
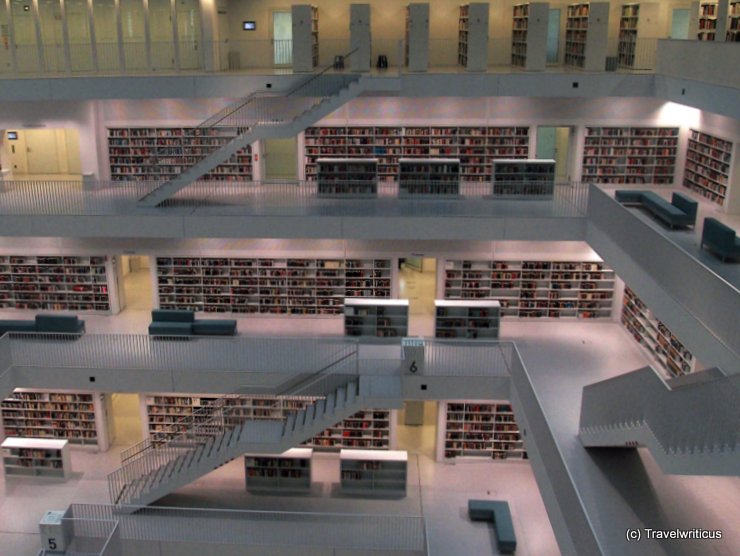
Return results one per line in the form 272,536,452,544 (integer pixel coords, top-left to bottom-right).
614,190,697,229
0,314,86,336
701,218,740,262
148,310,237,336
468,499,517,554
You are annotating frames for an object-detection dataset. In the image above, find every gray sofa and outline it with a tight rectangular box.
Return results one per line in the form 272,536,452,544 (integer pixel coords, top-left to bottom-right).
701,217,740,262
615,190,697,229
148,309,237,336
0,314,86,336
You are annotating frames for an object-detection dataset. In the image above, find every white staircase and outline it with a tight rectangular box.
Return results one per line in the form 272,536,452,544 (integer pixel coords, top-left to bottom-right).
108,375,402,509
579,366,740,476
136,71,369,208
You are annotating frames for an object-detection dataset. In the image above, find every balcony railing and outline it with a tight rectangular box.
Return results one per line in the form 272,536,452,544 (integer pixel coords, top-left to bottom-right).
0,179,591,218
0,36,673,78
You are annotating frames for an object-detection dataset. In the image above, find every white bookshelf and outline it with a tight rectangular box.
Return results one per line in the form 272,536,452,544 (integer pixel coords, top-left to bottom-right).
344,299,409,338
143,394,320,438
582,126,679,185
398,158,461,197
1,437,72,480
244,448,313,493
565,2,609,71
291,5,319,71
491,158,555,198
155,256,393,315
0,254,118,313
304,409,397,451
683,129,733,206
405,4,430,71
438,401,527,461
1,390,109,450
458,3,489,71
304,126,530,183
621,286,696,378
511,2,549,71
350,4,371,71
107,127,252,182
728,0,740,41
317,158,378,198
698,1,719,40
443,259,615,319
617,3,659,69
434,300,500,339
340,449,407,496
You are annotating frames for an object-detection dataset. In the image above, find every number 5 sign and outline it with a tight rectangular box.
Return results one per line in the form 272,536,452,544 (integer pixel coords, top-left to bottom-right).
402,337,425,375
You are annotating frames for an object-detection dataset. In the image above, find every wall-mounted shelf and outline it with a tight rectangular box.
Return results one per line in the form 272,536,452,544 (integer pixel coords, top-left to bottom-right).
0,254,116,313
304,409,397,451
698,1,718,40
565,2,609,70
244,448,313,493
621,286,696,377
155,257,392,315
405,4,430,71
682,129,732,206
434,300,500,339
1,437,72,480
617,3,659,68
304,126,530,183
1,390,109,450
107,127,252,182
317,158,378,198
292,5,319,71
582,127,679,185
443,259,615,319
438,401,527,461
340,449,407,496
344,299,409,338
728,0,740,41
399,158,461,197
511,3,548,71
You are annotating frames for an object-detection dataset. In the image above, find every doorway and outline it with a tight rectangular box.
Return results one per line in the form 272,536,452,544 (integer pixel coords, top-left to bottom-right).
120,255,153,311
272,10,292,65
395,401,438,459
398,257,436,337
263,138,297,180
536,126,573,182
670,9,690,39
109,393,143,446
546,8,560,64
6,128,82,177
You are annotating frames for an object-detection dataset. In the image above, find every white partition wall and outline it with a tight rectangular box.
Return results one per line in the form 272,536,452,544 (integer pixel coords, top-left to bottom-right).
458,3,489,72
350,4,371,72
292,5,319,72
405,3,429,71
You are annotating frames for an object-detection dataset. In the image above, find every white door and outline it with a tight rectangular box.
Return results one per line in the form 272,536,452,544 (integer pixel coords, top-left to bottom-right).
272,11,292,65
25,129,60,174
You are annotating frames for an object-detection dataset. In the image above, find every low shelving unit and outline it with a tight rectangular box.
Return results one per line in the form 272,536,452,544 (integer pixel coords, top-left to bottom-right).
344,299,409,339
491,159,555,198
244,448,313,493
1,437,72,480
398,158,461,197
434,300,501,339
316,158,379,198
340,449,407,497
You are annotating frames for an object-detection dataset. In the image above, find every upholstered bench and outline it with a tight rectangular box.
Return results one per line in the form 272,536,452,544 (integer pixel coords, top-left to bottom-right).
148,309,238,336
701,217,740,262
0,320,38,335
192,320,238,336
148,321,193,336
0,315,85,337
614,190,697,229
468,499,517,554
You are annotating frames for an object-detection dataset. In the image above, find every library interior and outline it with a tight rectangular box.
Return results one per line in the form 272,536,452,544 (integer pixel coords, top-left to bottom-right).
0,1,738,556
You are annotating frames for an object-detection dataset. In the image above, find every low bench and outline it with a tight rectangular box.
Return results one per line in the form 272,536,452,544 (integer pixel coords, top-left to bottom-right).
614,190,697,229
701,217,740,262
148,309,237,337
468,499,517,554
0,314,86,337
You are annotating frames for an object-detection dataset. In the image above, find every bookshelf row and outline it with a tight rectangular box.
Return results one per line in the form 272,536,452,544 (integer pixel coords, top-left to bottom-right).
144,394,396,451
697,1,740,41
304,126,530,182
344,299,409,338
155,257,393,315
0,254,114,313
621,286,696,377
564,2,609,71
434,300,500,340
682,129,733,207
439,401,527,461
1,437,72,480
443,259,615,320
340,449,407,496
582,126,679,185
1,390,109,450
107,126,252,181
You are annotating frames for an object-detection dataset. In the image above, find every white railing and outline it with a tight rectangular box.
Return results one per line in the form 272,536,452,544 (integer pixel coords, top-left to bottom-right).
65,504,427,554
6,333,359,374
0,179,591,217
579,366,740,456
424,339,514,376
